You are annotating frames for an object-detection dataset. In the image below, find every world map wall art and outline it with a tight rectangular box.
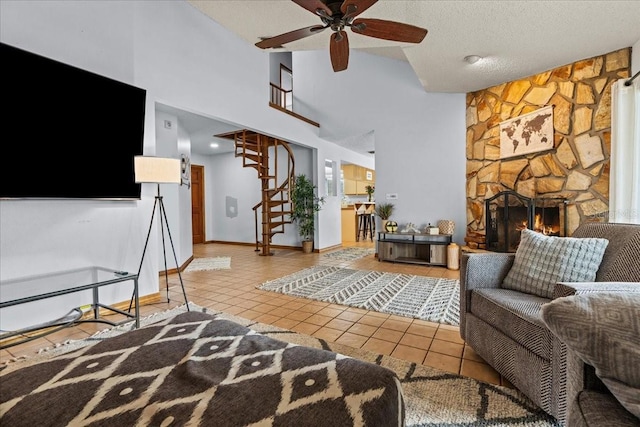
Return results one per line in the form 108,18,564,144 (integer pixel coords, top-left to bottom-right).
499,105,554,159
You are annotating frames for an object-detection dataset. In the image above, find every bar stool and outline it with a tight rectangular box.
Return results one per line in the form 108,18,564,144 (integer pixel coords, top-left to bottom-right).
357,212,374,241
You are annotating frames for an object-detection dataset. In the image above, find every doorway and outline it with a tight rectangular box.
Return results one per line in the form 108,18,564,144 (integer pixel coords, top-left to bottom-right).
191,164,205,244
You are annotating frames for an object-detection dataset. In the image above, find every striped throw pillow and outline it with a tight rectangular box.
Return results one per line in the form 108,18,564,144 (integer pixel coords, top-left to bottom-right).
502,228,609,298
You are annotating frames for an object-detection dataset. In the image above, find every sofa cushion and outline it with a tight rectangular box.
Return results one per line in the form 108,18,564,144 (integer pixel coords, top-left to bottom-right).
471,288,553,360
568,390,640,427
502,228,609,299
542,293,640,419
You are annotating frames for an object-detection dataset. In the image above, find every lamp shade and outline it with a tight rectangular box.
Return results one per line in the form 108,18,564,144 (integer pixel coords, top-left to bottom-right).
134,156,181,184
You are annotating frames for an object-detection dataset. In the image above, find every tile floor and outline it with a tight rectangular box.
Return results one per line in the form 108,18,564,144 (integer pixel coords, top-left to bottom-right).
1,241,512,388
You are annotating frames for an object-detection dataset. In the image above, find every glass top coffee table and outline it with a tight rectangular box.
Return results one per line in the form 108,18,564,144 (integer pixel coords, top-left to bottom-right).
0,266,139,349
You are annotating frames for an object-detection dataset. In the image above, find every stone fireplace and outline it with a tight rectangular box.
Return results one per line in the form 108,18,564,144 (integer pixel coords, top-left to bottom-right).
464,48,630,250
485,190,567,252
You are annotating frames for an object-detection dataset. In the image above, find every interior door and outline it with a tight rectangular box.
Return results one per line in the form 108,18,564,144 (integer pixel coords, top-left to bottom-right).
191,164,205,244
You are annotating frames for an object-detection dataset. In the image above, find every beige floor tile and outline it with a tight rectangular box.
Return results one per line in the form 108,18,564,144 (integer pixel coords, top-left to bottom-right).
362,338,397,355
239,310,263,320
347,323,378,337
423,352,461,374
254,313,280,324
251,303,278,314
335,332,368,348
366,311,390,319
272,318,300,330
434,328,465,344
371,328,404,343
406,323,438,338
282,301,307,311
411,319,441,328
267,307,295,318
429,339,464,358
462,345,486,362
304,313,333,327
291,322,322,336
391,345,427,364
313,327,344,342
298,304,325,314
285,310,313,322
380,318,411,332
324,318,354,332
336,310,365,322
399,333,432,351
317,307,345,318
358,314,388,327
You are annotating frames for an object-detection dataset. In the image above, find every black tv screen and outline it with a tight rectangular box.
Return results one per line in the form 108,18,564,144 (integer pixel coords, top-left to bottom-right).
0,42,146,200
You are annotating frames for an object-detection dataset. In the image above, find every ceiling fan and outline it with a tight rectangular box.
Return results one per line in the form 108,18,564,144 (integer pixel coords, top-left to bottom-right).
255,0,428,72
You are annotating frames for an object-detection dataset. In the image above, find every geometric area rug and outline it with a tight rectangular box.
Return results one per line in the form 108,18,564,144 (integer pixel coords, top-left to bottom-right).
258,265,460,326
320,247,376,263
7,303,558,427
184,256,231,272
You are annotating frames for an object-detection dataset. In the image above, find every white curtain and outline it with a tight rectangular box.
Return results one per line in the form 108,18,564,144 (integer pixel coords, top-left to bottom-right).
609,79,640,224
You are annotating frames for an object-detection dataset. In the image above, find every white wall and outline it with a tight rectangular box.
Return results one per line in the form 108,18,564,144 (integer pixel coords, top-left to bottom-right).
0,0,461,329
293,50,467,243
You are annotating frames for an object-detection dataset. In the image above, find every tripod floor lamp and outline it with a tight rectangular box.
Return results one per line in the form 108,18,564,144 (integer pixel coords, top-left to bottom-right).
129,156,189,312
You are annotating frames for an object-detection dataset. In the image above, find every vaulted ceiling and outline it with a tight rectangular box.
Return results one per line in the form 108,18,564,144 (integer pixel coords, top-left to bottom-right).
188,0,640,93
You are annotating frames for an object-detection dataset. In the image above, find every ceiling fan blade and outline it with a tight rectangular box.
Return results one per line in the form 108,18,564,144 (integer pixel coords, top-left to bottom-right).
341,0,377,20
292,0,333,17
330,31,349,72
255,25,326,49
351,18,428,43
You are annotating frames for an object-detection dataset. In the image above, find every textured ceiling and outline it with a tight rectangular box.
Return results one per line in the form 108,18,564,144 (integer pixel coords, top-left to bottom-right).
188,0,640,93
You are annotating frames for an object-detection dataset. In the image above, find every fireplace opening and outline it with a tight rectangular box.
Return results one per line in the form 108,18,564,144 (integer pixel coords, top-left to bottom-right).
485,190,567,252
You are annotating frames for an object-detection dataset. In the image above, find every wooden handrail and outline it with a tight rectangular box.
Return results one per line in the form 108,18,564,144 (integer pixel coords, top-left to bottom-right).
270,83,292,111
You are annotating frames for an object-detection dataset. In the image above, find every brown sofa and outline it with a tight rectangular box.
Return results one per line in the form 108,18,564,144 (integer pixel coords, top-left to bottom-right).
459,223,640,425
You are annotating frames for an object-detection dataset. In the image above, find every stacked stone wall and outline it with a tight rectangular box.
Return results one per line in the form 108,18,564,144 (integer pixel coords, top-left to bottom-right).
465,48,630,247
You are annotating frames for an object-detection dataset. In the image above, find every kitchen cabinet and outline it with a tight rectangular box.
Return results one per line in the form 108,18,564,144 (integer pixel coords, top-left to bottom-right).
343,179,357,195
342,165,375,195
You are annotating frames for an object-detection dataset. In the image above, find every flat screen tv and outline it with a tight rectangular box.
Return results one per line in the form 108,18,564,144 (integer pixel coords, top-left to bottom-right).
0,42,146,200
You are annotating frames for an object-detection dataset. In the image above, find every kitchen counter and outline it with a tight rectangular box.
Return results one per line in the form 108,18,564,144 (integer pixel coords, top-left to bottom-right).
341,203,375,242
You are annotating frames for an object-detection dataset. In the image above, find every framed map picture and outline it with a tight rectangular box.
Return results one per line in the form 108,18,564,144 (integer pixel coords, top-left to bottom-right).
499,105,554,159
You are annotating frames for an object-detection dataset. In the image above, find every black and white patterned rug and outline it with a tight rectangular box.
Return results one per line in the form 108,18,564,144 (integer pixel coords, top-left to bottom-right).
12,304,558,427
320,247,376,263
258,265,460,326
184,256,231,272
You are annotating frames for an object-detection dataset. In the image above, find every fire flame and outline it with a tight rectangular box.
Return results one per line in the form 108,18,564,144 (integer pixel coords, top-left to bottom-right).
516,214,558,235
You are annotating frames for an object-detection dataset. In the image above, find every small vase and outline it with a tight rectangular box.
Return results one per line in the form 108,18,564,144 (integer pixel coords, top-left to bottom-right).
368,194,372,202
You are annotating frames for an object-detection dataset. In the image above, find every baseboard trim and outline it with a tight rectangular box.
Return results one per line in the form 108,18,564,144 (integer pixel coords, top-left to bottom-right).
207,240,301,251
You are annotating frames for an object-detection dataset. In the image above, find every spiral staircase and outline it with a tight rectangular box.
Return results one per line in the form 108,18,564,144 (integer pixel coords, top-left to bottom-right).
217,129,295,256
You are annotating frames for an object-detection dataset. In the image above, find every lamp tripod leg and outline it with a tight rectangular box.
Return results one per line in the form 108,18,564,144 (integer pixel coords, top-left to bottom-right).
158,197,190,311
159,201,170,304
128,196,159,313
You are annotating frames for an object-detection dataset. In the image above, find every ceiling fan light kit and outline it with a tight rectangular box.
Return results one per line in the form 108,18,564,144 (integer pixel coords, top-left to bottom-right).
255,0,428,72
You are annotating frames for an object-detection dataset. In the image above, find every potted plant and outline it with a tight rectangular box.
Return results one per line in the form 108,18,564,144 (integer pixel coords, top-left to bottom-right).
290,174,325,253
365,184,375,202
375,202,395,232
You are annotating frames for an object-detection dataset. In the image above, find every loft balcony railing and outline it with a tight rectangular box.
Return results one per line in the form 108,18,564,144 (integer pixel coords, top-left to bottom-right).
268,83,319,128
270,83,292,111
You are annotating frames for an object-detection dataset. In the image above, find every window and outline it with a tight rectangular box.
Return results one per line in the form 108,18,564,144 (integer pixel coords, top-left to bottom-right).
325,159,337,197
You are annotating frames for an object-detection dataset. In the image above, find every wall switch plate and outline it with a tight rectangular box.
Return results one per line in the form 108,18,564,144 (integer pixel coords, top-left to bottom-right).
164,119,173,129
386,193,398,200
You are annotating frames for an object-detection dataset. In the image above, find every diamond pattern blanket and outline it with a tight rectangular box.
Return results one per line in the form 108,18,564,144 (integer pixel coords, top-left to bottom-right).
0,311,404,426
